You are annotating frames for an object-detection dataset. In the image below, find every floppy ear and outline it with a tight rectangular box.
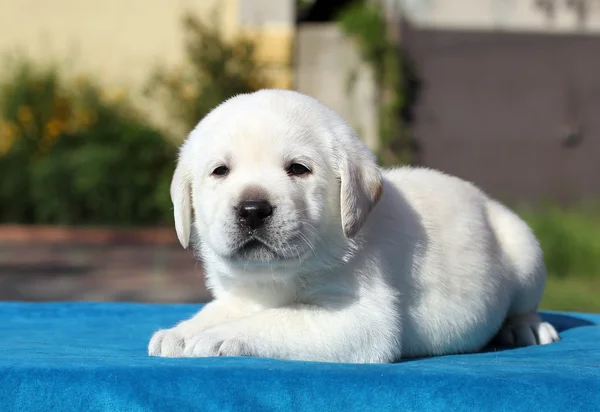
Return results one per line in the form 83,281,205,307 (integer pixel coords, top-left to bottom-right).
337,140,383,238
170,162,192,249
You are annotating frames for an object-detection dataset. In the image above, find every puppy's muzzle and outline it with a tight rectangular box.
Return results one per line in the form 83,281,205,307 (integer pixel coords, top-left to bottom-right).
237,199,273,230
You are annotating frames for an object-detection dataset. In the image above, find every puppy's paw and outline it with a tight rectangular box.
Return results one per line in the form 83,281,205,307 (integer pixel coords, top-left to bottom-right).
148,328,187,357
496,313,560,347
183,327,257,358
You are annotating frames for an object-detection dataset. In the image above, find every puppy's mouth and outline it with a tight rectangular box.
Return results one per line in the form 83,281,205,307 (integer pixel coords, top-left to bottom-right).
228,232,311,265
232,237,280,262
239,238,268,254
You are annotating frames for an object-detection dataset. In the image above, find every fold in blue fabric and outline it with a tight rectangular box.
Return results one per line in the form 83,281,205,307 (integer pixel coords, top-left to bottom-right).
0,303,598,412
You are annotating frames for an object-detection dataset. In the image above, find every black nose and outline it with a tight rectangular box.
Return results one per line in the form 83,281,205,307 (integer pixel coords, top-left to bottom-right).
237,200,273,230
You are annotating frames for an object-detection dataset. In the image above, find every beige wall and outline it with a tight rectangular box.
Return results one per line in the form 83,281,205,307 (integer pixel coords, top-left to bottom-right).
237,0,295,89
296,24,380,152
0,0,239,87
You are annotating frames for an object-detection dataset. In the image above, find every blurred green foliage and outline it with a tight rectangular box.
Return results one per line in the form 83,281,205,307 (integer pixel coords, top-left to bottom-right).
541,276,600,313
337,0,419,166
0,58,177,226
0,12,269,227
522,205,600,279
521,206,600,312
145,13,268,132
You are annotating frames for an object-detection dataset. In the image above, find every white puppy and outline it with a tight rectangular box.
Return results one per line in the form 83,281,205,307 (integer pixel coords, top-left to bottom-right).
148,89,559,363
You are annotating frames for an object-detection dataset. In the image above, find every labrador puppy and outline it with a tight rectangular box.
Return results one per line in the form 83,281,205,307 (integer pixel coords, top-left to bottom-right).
148,89,559,363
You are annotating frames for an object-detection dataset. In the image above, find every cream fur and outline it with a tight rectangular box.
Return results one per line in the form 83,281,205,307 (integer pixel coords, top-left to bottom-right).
148,89,559,363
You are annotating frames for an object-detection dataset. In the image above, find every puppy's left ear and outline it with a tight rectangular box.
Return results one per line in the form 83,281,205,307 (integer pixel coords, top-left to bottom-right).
337,138,383,238
170,161,192,249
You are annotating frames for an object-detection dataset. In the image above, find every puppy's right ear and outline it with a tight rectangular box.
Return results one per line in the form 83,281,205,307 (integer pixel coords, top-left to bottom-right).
170,162,192,249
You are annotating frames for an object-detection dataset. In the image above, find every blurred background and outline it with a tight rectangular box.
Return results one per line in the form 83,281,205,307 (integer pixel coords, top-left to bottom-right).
0,0,598,311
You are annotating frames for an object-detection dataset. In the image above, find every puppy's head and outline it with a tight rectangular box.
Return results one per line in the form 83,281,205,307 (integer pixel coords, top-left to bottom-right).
171,90,382,274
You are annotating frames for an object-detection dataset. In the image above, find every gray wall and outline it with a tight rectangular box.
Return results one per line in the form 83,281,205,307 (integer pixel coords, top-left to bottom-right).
405,27,600,205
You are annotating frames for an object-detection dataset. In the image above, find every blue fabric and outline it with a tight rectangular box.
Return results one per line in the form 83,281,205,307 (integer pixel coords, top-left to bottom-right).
0,303,598,412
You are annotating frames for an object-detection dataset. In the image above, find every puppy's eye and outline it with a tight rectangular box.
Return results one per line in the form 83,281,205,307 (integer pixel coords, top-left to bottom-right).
287,163,311,176
212,166,229,177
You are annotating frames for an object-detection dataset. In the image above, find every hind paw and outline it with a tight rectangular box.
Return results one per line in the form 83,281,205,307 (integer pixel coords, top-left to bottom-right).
496,313,560,347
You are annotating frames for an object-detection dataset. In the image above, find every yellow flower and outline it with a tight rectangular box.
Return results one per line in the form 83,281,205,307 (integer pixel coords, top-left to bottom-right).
182,84,198,101
1,121,19,139
0,137,13,155
70,109,96,130
78,112,91,127
17,106,34,127
54,96,71,121
43,118,64,144
105,87,126,103
74,74,89,88
0,121,19,155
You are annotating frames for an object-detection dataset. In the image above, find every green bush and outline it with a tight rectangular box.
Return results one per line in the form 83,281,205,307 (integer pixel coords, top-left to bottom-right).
146,13,268,132
521,205,600,279
0,58,176,226
337,1,420,166
0,12,271,227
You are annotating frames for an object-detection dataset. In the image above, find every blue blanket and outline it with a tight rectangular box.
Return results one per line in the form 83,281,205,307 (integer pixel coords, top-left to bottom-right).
0,303,598,412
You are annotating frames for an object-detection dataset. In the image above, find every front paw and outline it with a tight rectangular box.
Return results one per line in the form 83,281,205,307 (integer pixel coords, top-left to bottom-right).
183,328,256,358
148,328,187,357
